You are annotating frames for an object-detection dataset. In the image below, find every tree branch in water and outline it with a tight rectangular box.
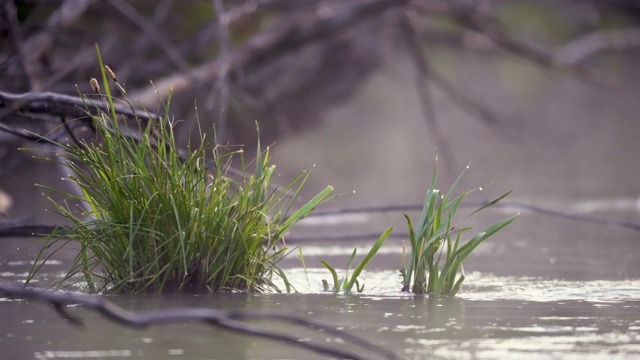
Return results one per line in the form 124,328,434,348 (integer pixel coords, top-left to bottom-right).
0,284,401,360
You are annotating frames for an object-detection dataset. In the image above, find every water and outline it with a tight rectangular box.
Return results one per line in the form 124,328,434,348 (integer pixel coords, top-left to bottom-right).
2,273,639,359
2,210,640,360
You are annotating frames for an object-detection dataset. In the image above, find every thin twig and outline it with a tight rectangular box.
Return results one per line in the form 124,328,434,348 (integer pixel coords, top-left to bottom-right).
409,1,617,86
288,231,411,242
556,27,640,65
0,117,88,143
397,11,456,169
304,200,640,232
21,0,97,79
0,90,157,123
107,0,190,71
0,221,66,237
450,6,617,86
0,89,160,148
3,198,640,240
210,0,233,140
4,0,40,90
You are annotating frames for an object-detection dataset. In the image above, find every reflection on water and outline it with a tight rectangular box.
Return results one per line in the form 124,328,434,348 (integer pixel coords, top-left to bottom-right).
2,251,640,360
2,199,640,360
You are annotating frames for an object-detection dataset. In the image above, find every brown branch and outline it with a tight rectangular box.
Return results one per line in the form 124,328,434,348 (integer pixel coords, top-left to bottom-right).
451,7,617,86
397,11,456,169
5,197,640,241
209,0,233,139
22,0,97,67
0,220,65,237
556,27,640,65
305,200,640,232
0,89,163,147
4,0,39,90
9,0,97,91
106,0,189,71
409,0,617,87
488,200,640,231
0,90,156,123
288,231,411,243
131,0,409,106
0,285,401,360
0,112,90,143
398,9,516,130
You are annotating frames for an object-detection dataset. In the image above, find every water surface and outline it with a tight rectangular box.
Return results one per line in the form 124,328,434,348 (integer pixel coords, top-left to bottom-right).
2,233,639,360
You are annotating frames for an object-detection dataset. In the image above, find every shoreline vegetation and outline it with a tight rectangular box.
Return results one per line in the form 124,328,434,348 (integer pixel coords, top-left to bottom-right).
26,48,516,294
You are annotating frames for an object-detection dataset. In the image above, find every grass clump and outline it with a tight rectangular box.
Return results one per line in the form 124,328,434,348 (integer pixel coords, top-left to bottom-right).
26,48,333,293
401,159,518,296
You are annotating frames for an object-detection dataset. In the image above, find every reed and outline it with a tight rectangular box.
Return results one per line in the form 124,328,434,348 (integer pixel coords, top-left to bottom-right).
26,47,334,293
401,159,518,296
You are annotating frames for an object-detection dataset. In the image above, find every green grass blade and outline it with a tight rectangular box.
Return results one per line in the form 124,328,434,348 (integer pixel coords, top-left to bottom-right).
95,44,118,124
320,260,340,292
344,228,392,291
344,247,357,289
441,164,468,207
452,214,519,263
468,190,513,217
450,274,465,296
297,247,311,287
280,186,333,230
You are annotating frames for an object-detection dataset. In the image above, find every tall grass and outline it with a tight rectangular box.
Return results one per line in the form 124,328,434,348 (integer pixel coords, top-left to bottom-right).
26,48,334,293
401,160,518,296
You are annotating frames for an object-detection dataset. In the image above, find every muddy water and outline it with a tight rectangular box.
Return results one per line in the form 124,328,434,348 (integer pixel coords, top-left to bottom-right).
2,206,640,360
2,270,639,360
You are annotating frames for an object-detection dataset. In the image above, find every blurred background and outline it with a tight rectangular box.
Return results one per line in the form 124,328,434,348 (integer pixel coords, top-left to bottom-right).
1,0,639,240
3,4,640,358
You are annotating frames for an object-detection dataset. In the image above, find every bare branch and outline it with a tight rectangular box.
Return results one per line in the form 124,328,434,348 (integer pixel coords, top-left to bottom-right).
22,0,97,64
409,1,617,86
453,9,616,86
557,27,640,65
5,197,640,241
8,0,97,91
106,0,189,71
0,90,156,123
305,199,640,232
4,0,39,90
209,0,233,139
0,222,65,237
132,0,409,106
397,11,456,169
0,285,401,360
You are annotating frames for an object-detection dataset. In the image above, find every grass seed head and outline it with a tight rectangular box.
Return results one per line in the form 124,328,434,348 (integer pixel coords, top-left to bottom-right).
89,77,100,94
104,65,117,82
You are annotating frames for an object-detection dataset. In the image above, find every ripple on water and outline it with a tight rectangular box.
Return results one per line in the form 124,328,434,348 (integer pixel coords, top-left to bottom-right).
280,268,640,303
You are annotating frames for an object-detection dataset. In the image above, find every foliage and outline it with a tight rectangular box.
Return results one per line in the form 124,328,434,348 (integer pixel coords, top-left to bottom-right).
401,160,518,296
320,228,392,293
26,48,334,293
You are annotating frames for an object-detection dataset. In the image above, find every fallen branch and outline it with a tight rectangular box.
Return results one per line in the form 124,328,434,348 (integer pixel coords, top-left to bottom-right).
0,89,156,123
0,284,401,360
305,200,640,232
3,198,640,241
